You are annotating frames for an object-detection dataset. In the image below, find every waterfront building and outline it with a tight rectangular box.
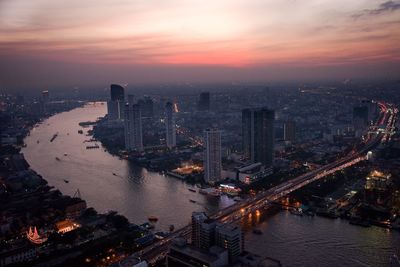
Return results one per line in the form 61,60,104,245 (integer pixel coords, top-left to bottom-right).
198,92,210,111
221,162,273,184
215,223,244,262
0,246,39,267
364,170,392,205
199,219,217,250
165,102,176,148
55,220,81,234
107,84,125,120
124,103,143,151
191,212,208,248
204,128,222,184
242,108,275,166
166,238,228,267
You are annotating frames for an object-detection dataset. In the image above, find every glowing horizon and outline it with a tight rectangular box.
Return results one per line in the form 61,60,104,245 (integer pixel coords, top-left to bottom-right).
0,0,399,88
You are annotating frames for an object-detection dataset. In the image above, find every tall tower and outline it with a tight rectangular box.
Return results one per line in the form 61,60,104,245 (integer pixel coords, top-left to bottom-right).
204,128,222,184
107,84,125,120
242,108,275,166
165,102,176,148
124,103,143,151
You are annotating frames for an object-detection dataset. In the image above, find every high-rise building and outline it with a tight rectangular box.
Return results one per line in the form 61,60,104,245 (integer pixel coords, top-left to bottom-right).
165,102,176,148
242,108,275,166
198,92,210,111
191,212,208,248
124,103,143,151
107,84,125,120
166,238,228,267
204,129,222,184
284,120,296,143
199,219,217,250
215,223,243,262
110,84,125,101
188,212,245,266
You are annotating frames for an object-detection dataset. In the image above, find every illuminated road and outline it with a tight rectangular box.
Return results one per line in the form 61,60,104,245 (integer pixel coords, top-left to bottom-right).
121,102,396,266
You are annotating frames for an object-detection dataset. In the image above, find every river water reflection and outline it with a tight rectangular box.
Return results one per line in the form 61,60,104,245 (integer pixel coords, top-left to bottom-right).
23,103,400,266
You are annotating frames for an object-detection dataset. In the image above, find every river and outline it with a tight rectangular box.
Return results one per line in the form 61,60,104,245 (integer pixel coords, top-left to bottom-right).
22,102,399,266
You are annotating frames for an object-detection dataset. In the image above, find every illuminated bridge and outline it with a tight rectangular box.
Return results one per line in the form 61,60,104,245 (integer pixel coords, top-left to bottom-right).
121,102,396,266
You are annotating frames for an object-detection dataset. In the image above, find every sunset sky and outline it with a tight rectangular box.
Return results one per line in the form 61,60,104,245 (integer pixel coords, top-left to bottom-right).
0,0,399,89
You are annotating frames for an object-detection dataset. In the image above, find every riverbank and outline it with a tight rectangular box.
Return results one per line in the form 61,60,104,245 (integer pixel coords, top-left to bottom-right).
0,102,156,267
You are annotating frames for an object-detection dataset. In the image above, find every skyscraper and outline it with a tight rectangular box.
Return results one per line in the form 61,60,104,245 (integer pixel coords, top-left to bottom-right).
284,120,296,143
124,103,143,151
198,92,210,111
242,108,275,166
107,84,125,120
110,84,124,101
165,102,176,148
204,129,222,184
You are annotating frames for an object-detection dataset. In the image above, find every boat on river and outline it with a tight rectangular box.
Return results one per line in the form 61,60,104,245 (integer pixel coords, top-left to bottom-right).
148,216,158,222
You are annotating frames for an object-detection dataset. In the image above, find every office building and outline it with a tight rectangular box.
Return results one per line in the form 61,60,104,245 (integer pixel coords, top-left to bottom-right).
124,103,143,151
283,120,296,143
188,212,245,266
166,238,228,267
242,108,275,166
191,212,208,248
110,84,124,101
215,223,243,262
204,129,222,184
199,219,217,250
165,102,176,148
107,84,125,120
198,92,210,111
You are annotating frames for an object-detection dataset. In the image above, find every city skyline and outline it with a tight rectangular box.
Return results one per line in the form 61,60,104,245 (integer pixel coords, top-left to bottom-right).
1,0,400,89
1,1,400,266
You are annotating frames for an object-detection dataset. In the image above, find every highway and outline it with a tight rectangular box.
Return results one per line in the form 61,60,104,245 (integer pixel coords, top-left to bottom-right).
121,102,396,266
